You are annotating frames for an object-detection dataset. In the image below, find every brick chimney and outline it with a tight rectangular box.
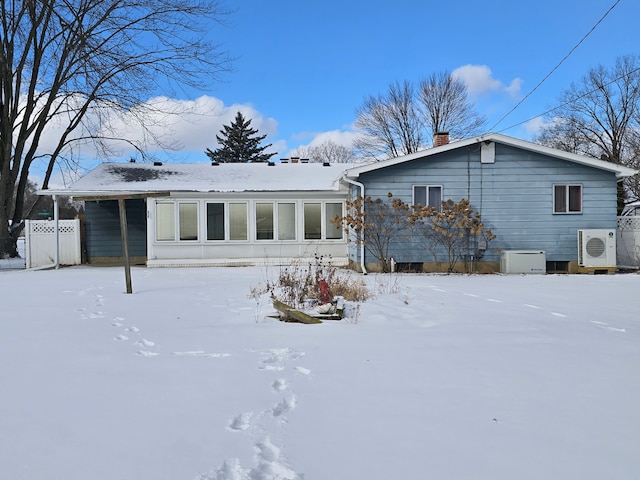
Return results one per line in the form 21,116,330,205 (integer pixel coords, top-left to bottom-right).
433,131,450,147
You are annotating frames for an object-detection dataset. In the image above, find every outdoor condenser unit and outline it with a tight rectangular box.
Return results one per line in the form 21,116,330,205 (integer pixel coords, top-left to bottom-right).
577,229,616,268
500,250,546,274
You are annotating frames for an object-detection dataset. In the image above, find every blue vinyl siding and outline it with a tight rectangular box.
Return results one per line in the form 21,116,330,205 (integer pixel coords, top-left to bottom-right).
84,199,147,259
355,143,619,264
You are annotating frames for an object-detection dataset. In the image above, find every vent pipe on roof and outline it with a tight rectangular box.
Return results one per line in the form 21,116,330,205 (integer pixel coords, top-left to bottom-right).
280,158,289,163
300,158,309,163
153,161,163,166
211,160,219,166
323,161,330,167
267,160,276,166
291,157,299,163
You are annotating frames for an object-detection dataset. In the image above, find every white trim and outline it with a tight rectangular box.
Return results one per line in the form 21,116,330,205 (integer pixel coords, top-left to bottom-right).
345,133,639,179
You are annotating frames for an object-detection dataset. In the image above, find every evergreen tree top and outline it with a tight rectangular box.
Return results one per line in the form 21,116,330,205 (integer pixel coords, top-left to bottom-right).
205,111,277,163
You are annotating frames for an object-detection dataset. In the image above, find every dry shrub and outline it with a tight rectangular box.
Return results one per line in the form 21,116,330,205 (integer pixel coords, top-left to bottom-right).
257,254,370,308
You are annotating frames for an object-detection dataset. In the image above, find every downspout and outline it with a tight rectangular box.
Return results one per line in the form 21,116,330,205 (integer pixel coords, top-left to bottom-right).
341,175,367,274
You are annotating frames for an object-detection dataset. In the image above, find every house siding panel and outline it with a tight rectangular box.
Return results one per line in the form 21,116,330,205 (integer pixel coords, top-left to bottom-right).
355,143,619,266
84,199,147,260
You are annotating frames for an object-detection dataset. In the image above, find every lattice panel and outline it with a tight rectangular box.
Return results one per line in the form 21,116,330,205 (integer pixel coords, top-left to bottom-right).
617,216,640,230
29,220,77,234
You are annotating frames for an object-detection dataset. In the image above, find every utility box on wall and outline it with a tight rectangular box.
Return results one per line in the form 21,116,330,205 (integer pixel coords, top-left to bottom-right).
500,250,546,274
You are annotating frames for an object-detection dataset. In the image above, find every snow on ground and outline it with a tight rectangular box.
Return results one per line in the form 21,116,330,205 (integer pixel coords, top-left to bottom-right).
0,265,638,480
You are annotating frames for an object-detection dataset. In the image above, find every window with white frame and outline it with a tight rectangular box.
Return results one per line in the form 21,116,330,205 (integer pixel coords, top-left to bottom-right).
206,203,225,240
255,203,274,240
156,202,175,241
278,203,296,240
304,202,343,240
156,201,199,241
179,203,198,240
553,184,582,214
229,203,248,240
413,185,443,211
325,202,343,239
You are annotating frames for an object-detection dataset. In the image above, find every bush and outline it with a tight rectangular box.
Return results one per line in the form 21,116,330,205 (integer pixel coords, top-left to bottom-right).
256,254,370,309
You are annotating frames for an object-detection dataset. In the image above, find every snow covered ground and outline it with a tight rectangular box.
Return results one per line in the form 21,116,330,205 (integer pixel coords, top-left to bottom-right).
1,265,638,480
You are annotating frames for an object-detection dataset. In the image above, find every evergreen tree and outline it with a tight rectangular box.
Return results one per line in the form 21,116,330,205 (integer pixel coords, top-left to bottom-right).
205,111,276,163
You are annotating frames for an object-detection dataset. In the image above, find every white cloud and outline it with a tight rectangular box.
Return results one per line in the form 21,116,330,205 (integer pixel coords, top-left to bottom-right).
452,65,522,98
35,95,279,163
288,128,358,155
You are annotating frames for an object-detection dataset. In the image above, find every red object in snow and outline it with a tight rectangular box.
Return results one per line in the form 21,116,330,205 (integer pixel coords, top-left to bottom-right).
319,279,332,304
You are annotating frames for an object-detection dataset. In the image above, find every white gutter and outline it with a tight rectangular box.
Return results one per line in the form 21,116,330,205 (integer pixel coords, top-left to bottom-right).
341,175,367,274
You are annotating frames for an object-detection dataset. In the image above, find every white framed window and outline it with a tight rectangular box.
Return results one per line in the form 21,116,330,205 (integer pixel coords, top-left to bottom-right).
413,185,443,211
325,202,343,240
205,201,248,241
278,203,296,240
206,202,225,241
179,203,198,240
553,184,582,214
303,202,344,240
156,202,175,241
229,203,248,240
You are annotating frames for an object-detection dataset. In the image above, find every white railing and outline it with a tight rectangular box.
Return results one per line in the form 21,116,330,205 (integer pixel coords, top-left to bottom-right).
25,219,82,268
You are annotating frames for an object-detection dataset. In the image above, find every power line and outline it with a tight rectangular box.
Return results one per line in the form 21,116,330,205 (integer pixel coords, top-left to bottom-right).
497,65,640,133
489,0,621,132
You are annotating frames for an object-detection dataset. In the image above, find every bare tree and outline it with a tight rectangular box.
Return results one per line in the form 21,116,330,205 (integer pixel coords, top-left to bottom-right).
354,74,486,160
418,71,487,141
354,80,423,160
535,55,640,210
0,0,231,257
289,140,355,164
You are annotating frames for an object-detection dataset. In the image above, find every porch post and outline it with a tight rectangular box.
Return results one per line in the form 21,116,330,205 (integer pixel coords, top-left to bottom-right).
118,198,133,294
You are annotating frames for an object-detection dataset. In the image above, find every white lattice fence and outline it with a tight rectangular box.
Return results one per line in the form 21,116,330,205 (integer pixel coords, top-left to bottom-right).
25,219,81,268
617,216,640,267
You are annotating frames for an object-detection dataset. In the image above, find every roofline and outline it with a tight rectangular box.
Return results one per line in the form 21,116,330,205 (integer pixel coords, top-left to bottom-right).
344,133,639,179
37,189,167,199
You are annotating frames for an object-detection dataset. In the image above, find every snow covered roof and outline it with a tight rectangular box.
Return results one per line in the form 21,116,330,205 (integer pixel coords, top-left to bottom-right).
46,161,355,197
345,133,639,179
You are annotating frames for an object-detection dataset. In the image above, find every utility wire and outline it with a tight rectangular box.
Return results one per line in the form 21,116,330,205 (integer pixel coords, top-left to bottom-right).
497,65,640,133
489,0,621,132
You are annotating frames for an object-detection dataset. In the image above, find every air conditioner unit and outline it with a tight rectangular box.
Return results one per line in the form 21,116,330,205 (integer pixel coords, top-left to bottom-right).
577,229,616,267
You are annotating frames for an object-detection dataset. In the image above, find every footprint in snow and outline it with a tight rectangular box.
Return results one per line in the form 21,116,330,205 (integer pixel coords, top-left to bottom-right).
227,412,253,431
271,379,288,392
271,395,297,418
114,334,128,341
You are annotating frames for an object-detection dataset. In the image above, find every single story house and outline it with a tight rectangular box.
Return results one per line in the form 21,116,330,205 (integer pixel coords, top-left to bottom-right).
41,133,637,273
344,133,638,273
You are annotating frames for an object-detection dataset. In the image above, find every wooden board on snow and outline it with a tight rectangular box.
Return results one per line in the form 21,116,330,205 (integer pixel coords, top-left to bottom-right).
272,299,323,324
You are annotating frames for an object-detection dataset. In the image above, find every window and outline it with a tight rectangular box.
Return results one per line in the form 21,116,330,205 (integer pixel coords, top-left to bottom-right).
304,203,322,239
325,203,343,239
156,203,175,241
229,203,248,240
179,203,198,240
554,185,582,214
256,203,274,240
206,203,225,240
278,203,296,240
414,185,442,211
303,202,344,240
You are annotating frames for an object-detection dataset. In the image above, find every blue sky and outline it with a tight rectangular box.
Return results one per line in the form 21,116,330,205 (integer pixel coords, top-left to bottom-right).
180,0,633,158
42,0,640,176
